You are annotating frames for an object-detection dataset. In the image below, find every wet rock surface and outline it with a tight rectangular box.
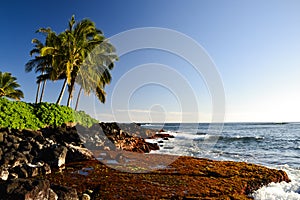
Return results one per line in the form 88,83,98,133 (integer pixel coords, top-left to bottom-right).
0,123,159,181
0,123,291,199
42,156,290,200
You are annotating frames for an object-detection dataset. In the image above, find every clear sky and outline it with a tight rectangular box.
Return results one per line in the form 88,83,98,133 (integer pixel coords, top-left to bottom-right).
1,0,300,123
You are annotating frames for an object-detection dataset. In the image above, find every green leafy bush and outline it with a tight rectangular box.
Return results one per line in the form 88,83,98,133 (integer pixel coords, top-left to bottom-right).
0,98,98,130
34,102,75,127
0,98,43,130
74,110,98,128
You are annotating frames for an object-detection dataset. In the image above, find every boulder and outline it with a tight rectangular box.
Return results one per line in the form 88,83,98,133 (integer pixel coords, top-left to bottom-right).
38,145,68,168
66,144,95,163
0,178,55,200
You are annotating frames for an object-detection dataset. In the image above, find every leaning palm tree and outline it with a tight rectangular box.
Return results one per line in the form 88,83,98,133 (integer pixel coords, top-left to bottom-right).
26,28,55,103
0,71,24,100
74,42,117,110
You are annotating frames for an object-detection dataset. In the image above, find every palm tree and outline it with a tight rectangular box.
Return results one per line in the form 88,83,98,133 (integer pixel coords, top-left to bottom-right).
41,15,117,107
26,28,57,103
0,71,24,100
26,38,45,103
74,41,117,110
29,28,69,105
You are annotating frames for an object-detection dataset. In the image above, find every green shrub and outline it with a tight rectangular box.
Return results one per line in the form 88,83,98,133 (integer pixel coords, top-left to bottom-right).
74,110,98,128
34,102,75,127
0,98,98,130
0,98,43,130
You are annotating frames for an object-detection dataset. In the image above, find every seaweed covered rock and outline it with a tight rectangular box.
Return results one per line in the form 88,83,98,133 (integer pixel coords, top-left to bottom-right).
42,155,290,199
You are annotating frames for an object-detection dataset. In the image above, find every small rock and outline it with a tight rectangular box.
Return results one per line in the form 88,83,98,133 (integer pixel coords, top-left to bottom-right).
82,193,91,200
51,184,79,200
0,132,4,143
49,188,58,200
0,167,9,180
8,172,18,179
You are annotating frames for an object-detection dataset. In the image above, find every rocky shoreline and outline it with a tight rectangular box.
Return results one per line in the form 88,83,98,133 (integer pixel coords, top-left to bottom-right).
0,123,290,199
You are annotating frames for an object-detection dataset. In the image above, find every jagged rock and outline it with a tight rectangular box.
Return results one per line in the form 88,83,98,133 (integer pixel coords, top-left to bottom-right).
25,165,39,177
22,129,42,138
0,123,160,184
66,144,95,163
25,162,51,176
150,133,175,139
41,162,52,175
8,172,18,179
0,178,54,200
11,151,28,168
49,188,58,200
42,126,82,146
51,184,79,200
12,165,28,178
0,132,4,143
0,167,9,180
25,154,34,164
38,145,68,168
18,140,32,153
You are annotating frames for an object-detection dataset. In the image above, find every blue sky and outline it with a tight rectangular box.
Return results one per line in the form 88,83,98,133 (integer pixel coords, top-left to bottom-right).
1,0,300,122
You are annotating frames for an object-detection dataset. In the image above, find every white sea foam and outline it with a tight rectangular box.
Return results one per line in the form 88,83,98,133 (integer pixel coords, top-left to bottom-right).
251,165,300,200
174,132,206,140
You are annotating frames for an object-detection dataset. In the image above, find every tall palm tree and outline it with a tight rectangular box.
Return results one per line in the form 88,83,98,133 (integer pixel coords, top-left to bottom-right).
25,38,45,103
26,28,57,103
41,15,117,107
74,43,117,110
31,28,69,105
0,71,24,100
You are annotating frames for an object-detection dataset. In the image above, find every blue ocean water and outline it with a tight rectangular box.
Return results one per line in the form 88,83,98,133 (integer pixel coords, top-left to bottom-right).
142,123,300,199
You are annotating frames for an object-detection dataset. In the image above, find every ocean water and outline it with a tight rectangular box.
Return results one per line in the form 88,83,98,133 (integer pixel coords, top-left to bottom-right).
142,123,300,200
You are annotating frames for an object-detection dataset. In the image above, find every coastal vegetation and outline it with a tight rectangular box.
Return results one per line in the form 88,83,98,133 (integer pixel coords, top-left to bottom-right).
25,15,117,108
0,15,115,130
0,98,98,130
0,71,24,101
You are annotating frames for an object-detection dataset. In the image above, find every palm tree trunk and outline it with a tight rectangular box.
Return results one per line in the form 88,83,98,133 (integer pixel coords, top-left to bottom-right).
39,80,47,103
74,86,83,111
56,79,68,105
66,81,75,107
35,82,41,104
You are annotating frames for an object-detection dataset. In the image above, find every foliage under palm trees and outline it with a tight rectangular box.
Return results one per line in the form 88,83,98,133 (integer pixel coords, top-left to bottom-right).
27,15,118,108
0,71,24,100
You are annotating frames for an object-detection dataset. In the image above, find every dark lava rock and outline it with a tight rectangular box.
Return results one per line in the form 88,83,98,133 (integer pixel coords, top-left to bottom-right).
66,144,95,163
150,133,175,139
51,184,79,200
18,141,32,152
0,178,55,200
41,125,82,146
38,145,68,168
0,132,4,143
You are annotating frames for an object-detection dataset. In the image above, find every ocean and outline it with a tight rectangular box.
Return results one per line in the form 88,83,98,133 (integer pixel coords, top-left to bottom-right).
142,122,300,200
